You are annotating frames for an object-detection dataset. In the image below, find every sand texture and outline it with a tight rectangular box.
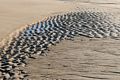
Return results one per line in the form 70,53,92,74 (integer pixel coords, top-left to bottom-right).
1,0,120,80
25,37,120,80
0,0,120,41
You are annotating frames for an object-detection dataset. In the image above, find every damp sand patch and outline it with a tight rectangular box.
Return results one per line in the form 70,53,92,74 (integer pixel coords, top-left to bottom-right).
0,7,120,80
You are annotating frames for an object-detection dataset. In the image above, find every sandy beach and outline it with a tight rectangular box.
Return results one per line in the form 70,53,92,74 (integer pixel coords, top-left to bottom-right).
0,0,120,41
24,37,120,80
1,0,120,80
0,0,73,41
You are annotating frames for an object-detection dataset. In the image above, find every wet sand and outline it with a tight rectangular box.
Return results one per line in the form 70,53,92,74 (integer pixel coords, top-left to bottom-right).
1,0,120,80
0,0,74,41
24,37,120,80
0,0,120,41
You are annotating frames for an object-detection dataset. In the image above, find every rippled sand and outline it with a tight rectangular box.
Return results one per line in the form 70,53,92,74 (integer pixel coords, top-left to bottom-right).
1,0,120,80
0,0,120,41
24,37,120,80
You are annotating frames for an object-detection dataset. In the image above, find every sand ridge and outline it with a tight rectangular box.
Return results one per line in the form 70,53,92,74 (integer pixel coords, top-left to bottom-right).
0,0,120,41
1,0,120,80
1,8,120,80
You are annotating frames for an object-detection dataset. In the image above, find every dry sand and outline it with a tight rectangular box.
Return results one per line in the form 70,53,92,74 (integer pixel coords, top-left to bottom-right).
1,0,120,80
0,0,120,41
0,0,73,41
24,37,120,80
